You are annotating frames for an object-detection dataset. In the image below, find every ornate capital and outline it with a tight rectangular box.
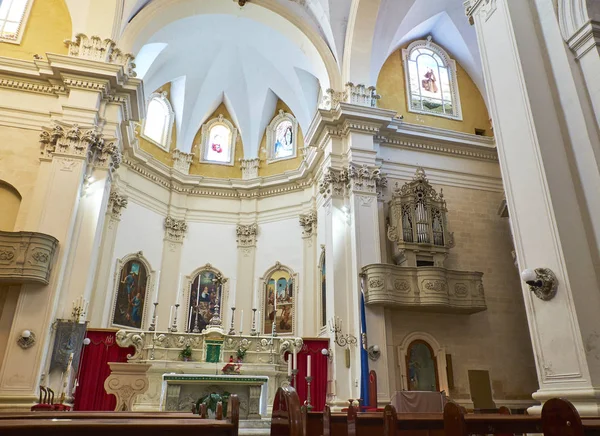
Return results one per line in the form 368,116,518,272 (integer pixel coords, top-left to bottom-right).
64,34,136,78
236,223,258,248
299,210,317,238
347,164,386,195
318,167,349,198
93,138,122,172
464,0,497,24
319,83,380,110
164,216,187,242
172,150,194,175
240,158,260,180
40,123,99,160
108,190,128,220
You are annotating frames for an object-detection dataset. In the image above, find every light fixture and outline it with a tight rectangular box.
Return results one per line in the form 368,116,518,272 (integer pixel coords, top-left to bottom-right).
368,345,381,361
17,330,36,349
521,268,558,301
321,348,333,362
83,338,91,345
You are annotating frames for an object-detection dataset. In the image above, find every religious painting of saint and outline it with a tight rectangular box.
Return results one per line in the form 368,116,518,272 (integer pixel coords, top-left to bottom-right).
187,270,222,333
112,259,148,329
206,124,231,163
406,340,439,391
263,267,294,335
274,120,294,159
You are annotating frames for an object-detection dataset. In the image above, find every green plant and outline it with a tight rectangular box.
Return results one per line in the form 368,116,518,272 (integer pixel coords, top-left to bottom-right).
196,392,231,416
236,347,246,360
179,345,192,360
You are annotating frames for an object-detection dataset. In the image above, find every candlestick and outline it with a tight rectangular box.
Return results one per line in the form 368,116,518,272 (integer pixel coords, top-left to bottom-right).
307,355,312,377
250,308,257,336
292,369,298,388
154,270,161,303
149,302,159,331
305,376,313,411
193,304,200,333
239,310,244,335
171,303,180,332
228,307,236,335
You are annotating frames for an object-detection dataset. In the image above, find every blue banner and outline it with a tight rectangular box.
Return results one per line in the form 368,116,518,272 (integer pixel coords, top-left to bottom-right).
360,281,370,408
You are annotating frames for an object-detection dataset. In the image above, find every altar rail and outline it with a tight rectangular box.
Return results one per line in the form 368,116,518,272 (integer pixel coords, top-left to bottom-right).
116,330,303,365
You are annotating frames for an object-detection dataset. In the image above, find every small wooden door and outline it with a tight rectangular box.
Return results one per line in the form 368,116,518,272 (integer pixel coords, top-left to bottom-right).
468,370,495,409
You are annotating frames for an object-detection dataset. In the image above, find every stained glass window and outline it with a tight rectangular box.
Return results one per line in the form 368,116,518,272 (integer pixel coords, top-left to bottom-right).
142,93,173,150
0,0,30,41
206,124,232,163
274,120,294,159
404,40,461,119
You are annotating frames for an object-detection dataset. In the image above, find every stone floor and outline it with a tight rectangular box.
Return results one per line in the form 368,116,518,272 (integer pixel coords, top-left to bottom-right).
240,419,271,436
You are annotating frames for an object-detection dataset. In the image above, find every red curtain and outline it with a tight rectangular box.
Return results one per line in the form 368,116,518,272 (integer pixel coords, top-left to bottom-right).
294,339,329,412
73,330,133,411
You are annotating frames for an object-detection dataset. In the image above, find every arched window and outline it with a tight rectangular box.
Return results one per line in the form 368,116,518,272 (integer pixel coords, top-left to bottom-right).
200,115,237,165
141,92,174,150
0,0,33,43
266,110,298,162
403,37,462,120
406,340,439,391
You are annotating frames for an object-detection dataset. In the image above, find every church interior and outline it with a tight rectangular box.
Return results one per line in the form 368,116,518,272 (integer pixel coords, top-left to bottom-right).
1,0,600,434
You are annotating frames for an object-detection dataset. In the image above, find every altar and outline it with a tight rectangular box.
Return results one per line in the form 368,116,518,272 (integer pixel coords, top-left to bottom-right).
161,374,268,418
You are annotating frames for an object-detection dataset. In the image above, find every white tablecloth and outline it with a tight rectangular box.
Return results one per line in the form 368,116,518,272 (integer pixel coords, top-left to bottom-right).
390,391,446,413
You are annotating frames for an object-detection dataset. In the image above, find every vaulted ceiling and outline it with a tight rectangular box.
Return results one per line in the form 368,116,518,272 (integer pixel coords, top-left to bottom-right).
115,0,486,157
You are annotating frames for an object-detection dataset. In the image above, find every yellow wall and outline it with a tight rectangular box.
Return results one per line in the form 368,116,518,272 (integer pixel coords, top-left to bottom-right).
377,44,492,136
0,181,21,231
189,103,244,179
0,0,71,60
136,83,177,166
258,100,304,177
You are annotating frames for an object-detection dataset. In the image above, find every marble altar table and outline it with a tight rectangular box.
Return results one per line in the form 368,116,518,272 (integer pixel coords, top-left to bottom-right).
160,374,269,419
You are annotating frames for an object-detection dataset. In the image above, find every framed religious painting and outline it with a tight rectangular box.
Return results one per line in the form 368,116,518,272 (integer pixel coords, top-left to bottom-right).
185,264,228,333
111,252,153,329
260,262,298,336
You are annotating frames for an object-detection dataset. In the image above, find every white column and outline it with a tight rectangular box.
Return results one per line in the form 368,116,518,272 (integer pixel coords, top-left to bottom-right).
0,126,90,410
89,188,128,327
467,0,600,415
299,210,318,337
235,223,258,334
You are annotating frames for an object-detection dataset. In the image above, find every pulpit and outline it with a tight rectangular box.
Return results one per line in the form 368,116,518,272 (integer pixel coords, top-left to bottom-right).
161,374,268,418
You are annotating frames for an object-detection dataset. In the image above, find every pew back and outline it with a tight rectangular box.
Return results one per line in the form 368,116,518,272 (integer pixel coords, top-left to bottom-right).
270,386,303,436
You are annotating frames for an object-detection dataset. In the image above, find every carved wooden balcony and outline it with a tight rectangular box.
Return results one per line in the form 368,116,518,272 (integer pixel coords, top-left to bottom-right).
361,263,487,314
0,231,59,285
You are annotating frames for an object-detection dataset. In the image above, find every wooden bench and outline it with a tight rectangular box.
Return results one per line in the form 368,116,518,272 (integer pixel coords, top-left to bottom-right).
271,385,303,436
541,398,600,436
0,395,239,436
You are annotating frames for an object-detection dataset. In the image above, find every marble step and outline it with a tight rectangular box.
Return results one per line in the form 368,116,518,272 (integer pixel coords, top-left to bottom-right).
239,419,271,436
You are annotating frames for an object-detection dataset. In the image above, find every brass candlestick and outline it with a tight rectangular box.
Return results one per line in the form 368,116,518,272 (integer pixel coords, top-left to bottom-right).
149,302,158,331
250,308,258,336
229,307,236,335
170,303,180,332
305,376,313,411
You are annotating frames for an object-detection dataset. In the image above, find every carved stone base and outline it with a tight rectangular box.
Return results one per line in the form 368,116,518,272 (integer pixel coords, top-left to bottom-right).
104,362,151,411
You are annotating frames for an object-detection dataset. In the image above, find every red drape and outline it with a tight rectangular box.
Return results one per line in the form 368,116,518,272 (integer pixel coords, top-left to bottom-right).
294,339,329,412
73,330,133,411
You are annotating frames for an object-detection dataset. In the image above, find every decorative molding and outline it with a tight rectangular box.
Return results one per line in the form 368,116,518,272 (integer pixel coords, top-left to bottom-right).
64,34,136,78
108,190,128,219
465,0,498,22
0,76,65,95
236,223,259,248
318,167,349,198
164,216,188,242
93,138,122,172
299,210,317,238
0,231,59,285
320,83,380,109
240,158,260,180
348,163,386,195
172,150,194,175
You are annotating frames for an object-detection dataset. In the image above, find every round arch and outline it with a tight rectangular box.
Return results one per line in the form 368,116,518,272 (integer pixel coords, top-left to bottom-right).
398,331,449,393
0,180,22,231
117,0,341,91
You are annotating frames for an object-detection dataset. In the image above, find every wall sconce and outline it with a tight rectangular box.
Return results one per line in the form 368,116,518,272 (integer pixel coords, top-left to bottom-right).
83,338,91,345
17,330,36,349
521,268,558,301
321,348,333,362
329,316,357,348
368,345,381,361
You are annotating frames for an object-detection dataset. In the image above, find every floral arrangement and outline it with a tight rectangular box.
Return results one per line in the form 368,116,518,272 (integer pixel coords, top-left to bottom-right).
179,345,192,361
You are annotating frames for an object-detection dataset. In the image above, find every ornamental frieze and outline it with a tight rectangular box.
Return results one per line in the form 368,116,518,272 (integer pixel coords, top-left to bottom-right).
164,216,188,242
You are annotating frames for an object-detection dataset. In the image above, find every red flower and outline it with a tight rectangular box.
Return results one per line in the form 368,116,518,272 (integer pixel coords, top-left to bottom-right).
212,143,222,153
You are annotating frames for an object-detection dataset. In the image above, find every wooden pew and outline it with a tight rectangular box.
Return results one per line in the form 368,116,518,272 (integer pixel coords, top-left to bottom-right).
270,385,303,436
0,395,240,436
444,401,543,435
541,397,600,436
